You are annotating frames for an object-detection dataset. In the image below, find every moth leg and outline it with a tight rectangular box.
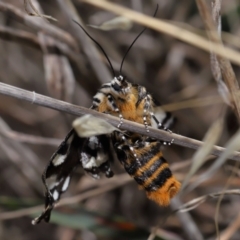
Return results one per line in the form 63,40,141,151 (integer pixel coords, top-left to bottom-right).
150,112,174,146
141,94,153,133
161,138,174,146
115,133,140,164
150,109,175,132
107,94,123,128
150,112,167,130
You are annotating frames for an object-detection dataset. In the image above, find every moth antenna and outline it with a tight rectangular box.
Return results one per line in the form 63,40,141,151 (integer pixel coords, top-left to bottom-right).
73,20,116,77
119,5,159,76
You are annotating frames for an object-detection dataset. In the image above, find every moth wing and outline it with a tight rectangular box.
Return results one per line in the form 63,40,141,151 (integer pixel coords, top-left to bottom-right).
81,135,114,179
32,129,85,224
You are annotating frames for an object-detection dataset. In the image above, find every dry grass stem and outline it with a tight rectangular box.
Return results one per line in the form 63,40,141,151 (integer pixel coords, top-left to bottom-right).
196,0,240,122
81,0,240,66
218,212,240,240
0,128,60,146
171,197,204,240
24,0,57,22
1,82,240,162
181,118,223,190
0,2,77,49
177,189,240,213
56,0,112,84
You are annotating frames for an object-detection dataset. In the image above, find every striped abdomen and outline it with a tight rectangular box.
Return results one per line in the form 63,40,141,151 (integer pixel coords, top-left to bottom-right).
116,140,181,206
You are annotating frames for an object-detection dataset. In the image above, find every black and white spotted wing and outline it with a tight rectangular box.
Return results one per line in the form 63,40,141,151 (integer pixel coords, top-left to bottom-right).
32,131,114,225
81,135,114,179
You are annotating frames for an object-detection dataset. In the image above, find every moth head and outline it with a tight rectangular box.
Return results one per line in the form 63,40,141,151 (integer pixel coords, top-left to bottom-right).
111,75,131,95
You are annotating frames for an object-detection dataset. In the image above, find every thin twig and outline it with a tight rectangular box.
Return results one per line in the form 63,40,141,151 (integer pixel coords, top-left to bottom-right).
0,128,60,146
176,189,240,213
1,82,240,162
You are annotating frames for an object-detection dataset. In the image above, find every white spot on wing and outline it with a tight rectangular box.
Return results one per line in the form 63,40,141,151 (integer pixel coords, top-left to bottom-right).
90,173,100,179
81,152,108,170
62,176,70,192
53,190,59,200
52,154,66,166
83,156,98,169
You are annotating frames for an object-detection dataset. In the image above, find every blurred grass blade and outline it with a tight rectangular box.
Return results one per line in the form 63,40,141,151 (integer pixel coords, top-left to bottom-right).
39,32,75,102
188,127,240,191
210,0,231,106
72,114,120,137
0,196,37,209
49,209,164,240
24,0,57,21
0,197,163,239
210,53,231,106
181,118,223,191
88,16,133,31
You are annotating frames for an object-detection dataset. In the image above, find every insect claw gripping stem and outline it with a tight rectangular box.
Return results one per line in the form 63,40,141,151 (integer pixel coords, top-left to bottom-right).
117,113,123,128
143,115,149,132
143,95,152,132
162,133,174,146
150,111,175,145
166,128,174,146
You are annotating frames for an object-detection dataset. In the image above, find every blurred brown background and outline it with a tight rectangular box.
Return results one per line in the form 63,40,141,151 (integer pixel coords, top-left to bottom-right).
0,0,240,240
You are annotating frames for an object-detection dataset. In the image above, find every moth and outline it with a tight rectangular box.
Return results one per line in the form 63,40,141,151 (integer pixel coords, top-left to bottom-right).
32,6,181,225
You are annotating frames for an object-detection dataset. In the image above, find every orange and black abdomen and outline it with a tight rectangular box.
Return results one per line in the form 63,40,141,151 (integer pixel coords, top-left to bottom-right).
116,141,181,206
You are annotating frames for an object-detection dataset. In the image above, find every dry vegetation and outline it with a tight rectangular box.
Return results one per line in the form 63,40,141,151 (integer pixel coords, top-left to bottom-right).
0,0,240,240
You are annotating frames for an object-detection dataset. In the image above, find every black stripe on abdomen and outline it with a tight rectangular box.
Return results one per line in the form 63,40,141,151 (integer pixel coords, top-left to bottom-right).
121,142,162,176
133,156,166,186
145,168,172,192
